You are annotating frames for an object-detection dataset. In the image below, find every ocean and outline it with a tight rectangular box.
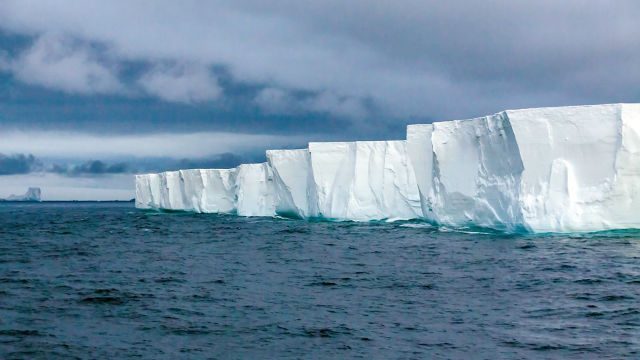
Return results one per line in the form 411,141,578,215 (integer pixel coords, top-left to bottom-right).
0,202,638,359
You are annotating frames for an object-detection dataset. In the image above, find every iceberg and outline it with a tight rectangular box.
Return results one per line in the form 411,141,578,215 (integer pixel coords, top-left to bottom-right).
308,141,422,221
134,103,640,233
235,163,276,217
407,113,524,231
508,104,640,232
159,171,187,210
200,169,237,214
134,174,152,209
1,187,42,202
407,103,640,233
136,169,237,213
266,149,318,219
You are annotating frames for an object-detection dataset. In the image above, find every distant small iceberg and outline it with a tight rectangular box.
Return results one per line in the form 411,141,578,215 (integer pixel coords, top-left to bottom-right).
1,187,42,202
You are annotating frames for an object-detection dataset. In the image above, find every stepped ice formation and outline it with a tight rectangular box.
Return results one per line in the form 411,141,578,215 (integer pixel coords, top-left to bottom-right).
135,169,237,213
308,141,422,221
407,103,640,233
135,103,640,233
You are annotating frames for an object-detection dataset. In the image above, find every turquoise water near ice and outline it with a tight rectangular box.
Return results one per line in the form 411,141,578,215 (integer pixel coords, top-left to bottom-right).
1,202,639,359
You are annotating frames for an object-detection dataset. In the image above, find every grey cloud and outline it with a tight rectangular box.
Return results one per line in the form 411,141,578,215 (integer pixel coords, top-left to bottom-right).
254,87,368,119
0,1,639,122
2,33,124,95
50,160,130,176
161,152,259,172
0,153,42,175
0,130,305,159
254,87,293,114
138,62,222,104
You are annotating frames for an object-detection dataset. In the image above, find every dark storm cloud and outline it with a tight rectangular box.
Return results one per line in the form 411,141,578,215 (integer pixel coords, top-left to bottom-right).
50,160,130,176
0,0,639,137
0,153,41,175
46,152,265,177
168,152,263,171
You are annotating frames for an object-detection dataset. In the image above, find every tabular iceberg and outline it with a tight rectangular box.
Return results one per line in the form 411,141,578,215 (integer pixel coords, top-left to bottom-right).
135,169,237,213
407,103,640,233
236,163,276,217
308,141,422,221
200,169,237,213
266,149,318,219
407,113,525,231
135,103,640,233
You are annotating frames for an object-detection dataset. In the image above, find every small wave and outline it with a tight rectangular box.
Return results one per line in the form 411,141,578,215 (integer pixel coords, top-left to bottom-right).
301,326,352,338
79,296,125,305
399,223,434,229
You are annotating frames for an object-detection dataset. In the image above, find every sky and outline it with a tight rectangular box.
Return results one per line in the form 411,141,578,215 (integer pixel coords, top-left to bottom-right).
0,1,639,200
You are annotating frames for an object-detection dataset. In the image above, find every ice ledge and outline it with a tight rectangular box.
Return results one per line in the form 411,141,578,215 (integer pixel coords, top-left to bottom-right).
135,103,640,233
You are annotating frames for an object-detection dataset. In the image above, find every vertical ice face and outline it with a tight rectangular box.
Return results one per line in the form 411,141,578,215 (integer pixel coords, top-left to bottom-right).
308,142,355,220
408,115,525,230
135,174,152,209
432,114,525,230
159,171,188,210
506,104,640,232
148,173,162,209
308,141,422,221
407,103,640,232
406,124,436,222
180,169,205,212
609,104,640,229
136,169,237,213
201,169,237,213
235,163,276,217
266,149,318,219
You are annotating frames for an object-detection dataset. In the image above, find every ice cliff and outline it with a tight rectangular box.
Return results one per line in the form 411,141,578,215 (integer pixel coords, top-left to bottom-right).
308,141,422,221
407,103,640,233
135,103,640,233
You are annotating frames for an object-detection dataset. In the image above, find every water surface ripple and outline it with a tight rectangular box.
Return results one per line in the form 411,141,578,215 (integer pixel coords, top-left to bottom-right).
1,202,639,359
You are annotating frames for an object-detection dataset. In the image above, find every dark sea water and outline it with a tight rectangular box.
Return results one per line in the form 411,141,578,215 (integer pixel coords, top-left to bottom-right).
1,202,639,359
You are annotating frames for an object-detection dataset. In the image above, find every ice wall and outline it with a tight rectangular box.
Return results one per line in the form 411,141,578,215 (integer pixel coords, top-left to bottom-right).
266,149,318,218
135,169,237,213
159,171,188,210
407,103,640,232
506,104,640,232
135,174,152,209
200,169,237,214
135,103,640,233
235,163,276,217
308,141,422,221
407,114,525,231
179,170,202,212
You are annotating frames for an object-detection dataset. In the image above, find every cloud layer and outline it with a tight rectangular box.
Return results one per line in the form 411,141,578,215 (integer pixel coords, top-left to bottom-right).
1,0,638,121
1,2,639,200
0,153,41,175
0,130,305,159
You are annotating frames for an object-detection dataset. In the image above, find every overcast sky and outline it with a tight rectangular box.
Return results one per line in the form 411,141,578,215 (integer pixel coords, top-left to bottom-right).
1,1,639,199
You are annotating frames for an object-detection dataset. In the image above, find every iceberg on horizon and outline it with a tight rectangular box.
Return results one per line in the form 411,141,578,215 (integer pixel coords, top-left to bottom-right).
134,103,640,233
1,187,42,202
